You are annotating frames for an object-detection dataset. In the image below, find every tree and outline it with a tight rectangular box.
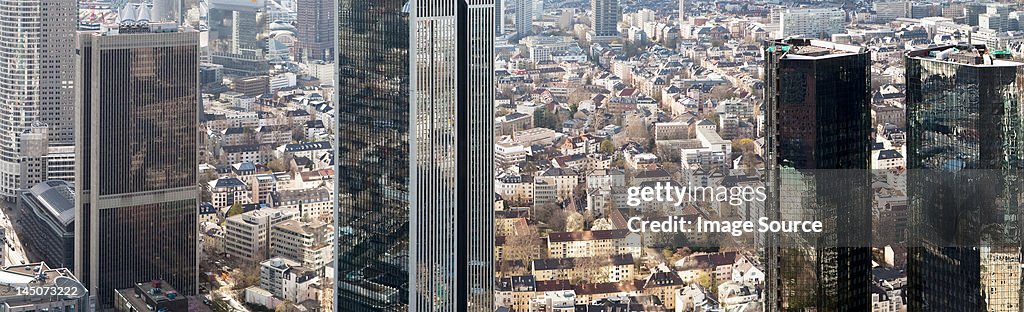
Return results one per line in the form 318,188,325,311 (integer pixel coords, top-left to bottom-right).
275,300,297,312
694,271,716,294
226,202,244,217
572,255,607,284
709,85,736,100
291,127,306,142
565,211,585,232
500,225,542,275
599,139,615,154
622,115,650,140
266,158,289,173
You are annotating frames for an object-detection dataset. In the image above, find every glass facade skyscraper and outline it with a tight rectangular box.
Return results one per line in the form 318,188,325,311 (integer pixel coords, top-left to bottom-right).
763,38,873,311
905,45,1024,311
335,0,493,310
74,22,200,309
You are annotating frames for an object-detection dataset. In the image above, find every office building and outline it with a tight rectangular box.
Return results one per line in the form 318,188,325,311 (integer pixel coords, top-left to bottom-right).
904,44,1023,311
114,280,188,312
18,123,76,190
0,262,89,311
496,0,504,34
515,0,533,35
224,207,298,263
777,7,846,39
208,0,263,54
19,180,76,271
74,21,200,308
873,1,908,23
763,38,873,310
591,0,620,37
270,219,334,274
296,0,335,61
335,0,495,310
678,0,685,23
0,0,77,200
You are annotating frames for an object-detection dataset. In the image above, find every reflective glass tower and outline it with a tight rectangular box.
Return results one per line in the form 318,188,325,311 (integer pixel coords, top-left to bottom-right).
334,0,494,310
763,38,873,311
904,45,1023,311
74,22,200,309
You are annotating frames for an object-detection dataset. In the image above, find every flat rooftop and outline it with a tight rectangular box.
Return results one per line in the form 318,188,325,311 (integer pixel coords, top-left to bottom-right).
767,38,867,59
906,44,1023,67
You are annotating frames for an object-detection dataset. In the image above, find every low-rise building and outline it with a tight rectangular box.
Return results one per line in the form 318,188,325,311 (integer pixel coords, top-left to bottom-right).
270,219,334,274
208,177,251,209
546,229,642,259
531,254,635,283
0,262,88,312
18,181,75,269
114,280,188,312
224,208,298,263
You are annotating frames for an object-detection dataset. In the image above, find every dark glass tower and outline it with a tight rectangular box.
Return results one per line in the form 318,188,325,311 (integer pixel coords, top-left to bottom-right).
763,38,873,311
904,45,1023,311
334,0,494,310
75,22,200,309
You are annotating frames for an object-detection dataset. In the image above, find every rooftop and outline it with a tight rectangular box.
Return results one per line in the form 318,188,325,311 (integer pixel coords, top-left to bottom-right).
767,38,867,59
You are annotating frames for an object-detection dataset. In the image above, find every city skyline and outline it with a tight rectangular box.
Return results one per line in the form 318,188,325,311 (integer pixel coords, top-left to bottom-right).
0,0,1023,311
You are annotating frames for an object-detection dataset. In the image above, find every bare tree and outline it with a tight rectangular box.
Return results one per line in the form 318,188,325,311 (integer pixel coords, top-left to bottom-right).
571,255,607,284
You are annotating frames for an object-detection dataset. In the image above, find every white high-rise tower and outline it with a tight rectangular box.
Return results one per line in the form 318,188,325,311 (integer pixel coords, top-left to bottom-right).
0,0,77,200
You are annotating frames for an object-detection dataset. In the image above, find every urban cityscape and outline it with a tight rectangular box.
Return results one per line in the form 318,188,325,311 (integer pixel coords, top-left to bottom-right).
0,0,1018,311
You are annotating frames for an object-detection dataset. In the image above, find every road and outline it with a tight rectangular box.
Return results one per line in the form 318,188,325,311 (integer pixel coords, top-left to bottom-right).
0,200,29,266
212,270,250,312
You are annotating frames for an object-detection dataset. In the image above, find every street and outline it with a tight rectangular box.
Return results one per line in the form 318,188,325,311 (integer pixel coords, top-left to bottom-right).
0,200,29,267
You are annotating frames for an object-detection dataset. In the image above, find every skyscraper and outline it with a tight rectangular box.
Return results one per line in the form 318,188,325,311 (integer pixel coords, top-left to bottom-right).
0,0,78,200
296,0,335,61
763,38,873,311
904,44,1023,311
334,0,494,310
208,0,262,54
590,0,620,38
776,7,846,39
515,0,532,35
678,0,685,24
496,0,504,35
74,21,200,309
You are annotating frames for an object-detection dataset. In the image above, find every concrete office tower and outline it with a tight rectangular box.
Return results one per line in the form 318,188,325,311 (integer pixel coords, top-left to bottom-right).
777,7,846,39
678,0,685,24
151,0,182,23
0,0,77,200
591,0,619,37
335,0,494,310
873,0,909,23
763,38,873,311
209,0,263,54
74,21,199,309
904,45,1023,311
496,0,504,35
515,0,532,35
296,0,335,61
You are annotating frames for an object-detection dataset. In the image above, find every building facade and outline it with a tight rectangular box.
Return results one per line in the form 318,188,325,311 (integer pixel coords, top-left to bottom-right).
777,7,846,39
335,0,495,310
591,0,620,37
18,180,76,270
74,22,200,308
763,38,873,311
904,44,1024,311
515,0,532,35
296,0,335,61
0,0,78,200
